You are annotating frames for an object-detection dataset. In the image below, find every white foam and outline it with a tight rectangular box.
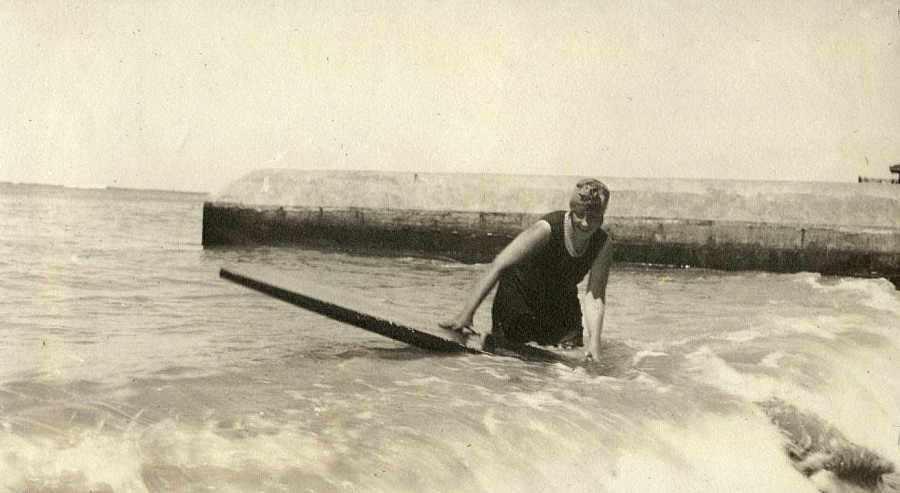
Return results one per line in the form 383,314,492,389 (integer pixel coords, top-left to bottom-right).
393,376,453,387
625,371,669,391
802,344,900,465
684,346,806,404
807,276,900,314
0,428,147,492
765,314,845,340
684,341,900,469
607,414,819,493
508,390,566,410
759,352,785,368
632,350,668,366
721,328,765,342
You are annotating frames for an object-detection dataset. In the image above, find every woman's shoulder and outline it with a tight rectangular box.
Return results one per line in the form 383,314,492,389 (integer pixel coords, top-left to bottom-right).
539,210,567,226
540,210,566,219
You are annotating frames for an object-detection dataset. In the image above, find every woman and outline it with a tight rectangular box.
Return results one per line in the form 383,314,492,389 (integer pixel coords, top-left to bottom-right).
440,178,613,362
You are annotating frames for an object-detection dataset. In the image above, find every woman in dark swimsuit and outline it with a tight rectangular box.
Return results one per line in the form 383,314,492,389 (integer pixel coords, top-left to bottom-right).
440,179,613,362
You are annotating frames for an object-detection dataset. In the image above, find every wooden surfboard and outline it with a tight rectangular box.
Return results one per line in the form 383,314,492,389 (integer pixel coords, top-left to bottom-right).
220,265,572,364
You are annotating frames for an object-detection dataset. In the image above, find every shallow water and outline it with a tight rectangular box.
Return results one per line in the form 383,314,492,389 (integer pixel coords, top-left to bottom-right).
1,184,898,492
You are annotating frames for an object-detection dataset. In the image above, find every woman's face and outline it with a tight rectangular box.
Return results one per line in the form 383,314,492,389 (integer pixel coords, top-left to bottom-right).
570,208,604,233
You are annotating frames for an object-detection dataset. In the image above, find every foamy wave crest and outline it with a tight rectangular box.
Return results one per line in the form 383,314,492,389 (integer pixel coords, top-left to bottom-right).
683,345,900,492
684,346,790,402
606,413,819,493
759,399,896,492
0,427,147,492
765,314,849,340
806,276,900,313
0,416,341,493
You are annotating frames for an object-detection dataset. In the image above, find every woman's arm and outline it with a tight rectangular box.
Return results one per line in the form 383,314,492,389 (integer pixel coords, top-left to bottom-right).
439,220,552,333
582,237,614,361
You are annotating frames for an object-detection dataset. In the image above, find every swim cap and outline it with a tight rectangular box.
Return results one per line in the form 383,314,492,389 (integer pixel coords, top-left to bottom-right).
568,178,610,215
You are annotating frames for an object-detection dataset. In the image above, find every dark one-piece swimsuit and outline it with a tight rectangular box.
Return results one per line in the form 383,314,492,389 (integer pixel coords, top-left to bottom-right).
491,210,607,348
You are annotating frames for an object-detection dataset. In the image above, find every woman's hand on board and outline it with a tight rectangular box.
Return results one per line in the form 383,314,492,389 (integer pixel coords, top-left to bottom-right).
438,315,476,334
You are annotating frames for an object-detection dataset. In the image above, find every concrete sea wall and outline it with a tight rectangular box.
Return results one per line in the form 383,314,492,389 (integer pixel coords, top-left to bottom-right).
203,169,900,280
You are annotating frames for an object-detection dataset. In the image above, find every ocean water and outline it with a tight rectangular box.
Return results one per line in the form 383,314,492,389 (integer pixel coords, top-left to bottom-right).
1,183,898,493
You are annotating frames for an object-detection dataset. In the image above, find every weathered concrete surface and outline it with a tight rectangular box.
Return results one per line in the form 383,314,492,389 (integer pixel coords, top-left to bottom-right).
203,169,900,279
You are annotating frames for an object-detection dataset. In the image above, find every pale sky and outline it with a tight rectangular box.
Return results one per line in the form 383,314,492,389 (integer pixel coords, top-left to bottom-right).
1,1,899,193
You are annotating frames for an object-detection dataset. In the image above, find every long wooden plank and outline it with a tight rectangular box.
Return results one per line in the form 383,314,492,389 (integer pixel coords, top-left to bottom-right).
219,265,572,364
220,266,483,353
